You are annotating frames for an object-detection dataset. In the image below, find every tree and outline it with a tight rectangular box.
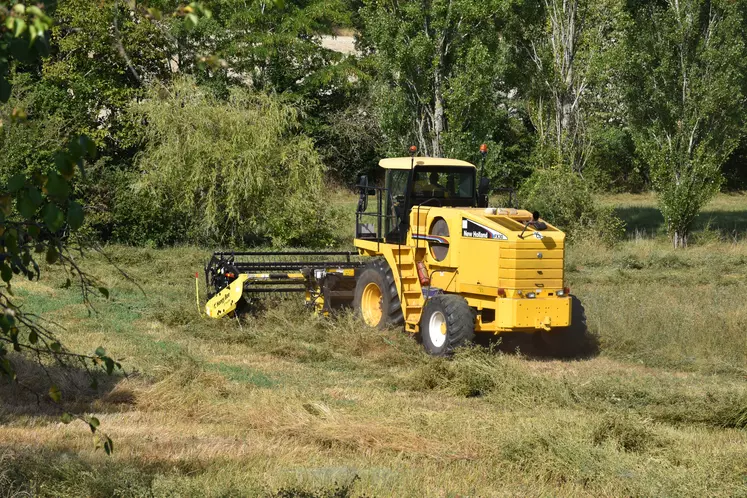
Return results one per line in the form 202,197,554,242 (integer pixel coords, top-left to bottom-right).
526,0,620,174
179,0,364,181
360,0,538,171
619,0,746,247
43,0,174,154
120,78,340,247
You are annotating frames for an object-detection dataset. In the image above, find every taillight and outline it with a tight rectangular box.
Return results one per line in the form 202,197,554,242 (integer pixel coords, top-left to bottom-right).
225,272,235,279
497,288,506,298
557,287,570,297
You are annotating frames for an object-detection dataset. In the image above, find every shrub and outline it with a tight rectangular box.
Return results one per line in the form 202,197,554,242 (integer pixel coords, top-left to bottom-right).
118,78,343,247
519,168,625,245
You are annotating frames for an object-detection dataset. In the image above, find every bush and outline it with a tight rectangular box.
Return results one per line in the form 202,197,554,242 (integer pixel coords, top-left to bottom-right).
520,168,625,245
116,78,343,247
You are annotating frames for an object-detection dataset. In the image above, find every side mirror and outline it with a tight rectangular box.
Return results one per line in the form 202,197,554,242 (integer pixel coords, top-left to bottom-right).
477,177,490,207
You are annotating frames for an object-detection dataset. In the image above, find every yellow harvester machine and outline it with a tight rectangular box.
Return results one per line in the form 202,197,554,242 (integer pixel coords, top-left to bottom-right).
204,146,587,356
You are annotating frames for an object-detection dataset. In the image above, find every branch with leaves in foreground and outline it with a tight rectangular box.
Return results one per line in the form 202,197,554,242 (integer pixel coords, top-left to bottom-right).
1,2,126,454
0,133,124,454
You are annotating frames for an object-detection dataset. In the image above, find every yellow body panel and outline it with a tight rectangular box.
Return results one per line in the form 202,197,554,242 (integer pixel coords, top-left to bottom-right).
354,203,570,334
495,297,570,331
205,274,250,319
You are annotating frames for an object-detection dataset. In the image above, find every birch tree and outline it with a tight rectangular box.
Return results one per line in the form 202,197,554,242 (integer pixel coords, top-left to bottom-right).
526,0,612,173
620,0,746,247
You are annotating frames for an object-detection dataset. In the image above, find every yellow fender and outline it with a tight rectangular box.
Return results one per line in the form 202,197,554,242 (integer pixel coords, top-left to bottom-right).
205,274,250,318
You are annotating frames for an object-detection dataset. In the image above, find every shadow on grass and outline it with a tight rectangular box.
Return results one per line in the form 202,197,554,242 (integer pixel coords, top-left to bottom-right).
474,330,600,362
0,353,130,422
615,206,747,235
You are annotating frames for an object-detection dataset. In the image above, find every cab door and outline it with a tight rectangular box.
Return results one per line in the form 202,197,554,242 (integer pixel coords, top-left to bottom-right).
385,169,410,244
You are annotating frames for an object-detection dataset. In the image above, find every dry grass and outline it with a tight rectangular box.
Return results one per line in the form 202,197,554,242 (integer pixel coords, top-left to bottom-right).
1,193,746,497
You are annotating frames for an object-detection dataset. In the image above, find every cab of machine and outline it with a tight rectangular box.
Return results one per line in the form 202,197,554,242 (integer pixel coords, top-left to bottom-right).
376,158,479,243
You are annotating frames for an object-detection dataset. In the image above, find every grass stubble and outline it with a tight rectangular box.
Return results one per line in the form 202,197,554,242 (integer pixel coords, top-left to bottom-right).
0,194,746,497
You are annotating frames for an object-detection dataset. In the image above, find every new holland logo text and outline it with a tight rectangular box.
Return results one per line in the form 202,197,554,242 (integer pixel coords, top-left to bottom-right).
461,218,507,240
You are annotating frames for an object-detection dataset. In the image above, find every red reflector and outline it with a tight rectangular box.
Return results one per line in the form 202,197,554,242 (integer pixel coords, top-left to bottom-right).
497,288,506,297
226,272,235,278
563,287,570,296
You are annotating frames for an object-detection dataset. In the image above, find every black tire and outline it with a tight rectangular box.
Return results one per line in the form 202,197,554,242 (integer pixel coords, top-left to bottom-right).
539,295,596,358
420,294,475,356
353,259,403,329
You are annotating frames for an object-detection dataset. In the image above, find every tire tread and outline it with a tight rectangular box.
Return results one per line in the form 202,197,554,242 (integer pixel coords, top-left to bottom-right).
421,294,475,356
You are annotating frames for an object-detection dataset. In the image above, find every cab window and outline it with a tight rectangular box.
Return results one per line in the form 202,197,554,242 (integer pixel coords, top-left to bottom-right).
411,166,475,206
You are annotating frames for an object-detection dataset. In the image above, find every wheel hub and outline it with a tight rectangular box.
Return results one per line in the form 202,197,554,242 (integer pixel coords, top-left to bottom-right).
361,282,383,326
429,311,447,348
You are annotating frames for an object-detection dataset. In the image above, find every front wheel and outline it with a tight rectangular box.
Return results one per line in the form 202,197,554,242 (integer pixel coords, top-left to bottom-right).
420,294,475,356
353,260,403,328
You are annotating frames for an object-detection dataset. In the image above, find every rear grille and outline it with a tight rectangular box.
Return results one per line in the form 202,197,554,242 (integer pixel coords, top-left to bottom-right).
498,239,564,290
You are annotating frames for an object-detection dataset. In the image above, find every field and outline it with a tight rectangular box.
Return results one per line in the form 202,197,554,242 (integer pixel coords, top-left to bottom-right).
1,193,746,497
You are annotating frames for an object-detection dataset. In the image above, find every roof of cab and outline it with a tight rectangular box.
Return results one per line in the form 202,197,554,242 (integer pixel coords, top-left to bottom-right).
378,157,476,170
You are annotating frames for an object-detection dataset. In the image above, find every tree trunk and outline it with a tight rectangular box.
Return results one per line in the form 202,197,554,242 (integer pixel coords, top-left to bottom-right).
543,0,587,172
432,63,445,158
673,230,688,249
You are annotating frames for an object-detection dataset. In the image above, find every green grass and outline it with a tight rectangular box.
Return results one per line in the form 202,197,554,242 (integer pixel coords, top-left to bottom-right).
1,193,746,497
603,192,747,239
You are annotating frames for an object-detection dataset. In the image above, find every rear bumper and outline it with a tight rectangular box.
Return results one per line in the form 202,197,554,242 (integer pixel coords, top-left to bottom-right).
488,296,571,332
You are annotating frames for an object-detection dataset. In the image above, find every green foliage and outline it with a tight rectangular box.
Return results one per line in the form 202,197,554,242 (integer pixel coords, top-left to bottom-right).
314,89,383,183
520,167,625,245
184,0,363,182
0,1,53,102
0,74,80,180
583,126,644,192
197,0,352,93
619,0,747,247
45,0,173,152
121,79,342,247
361,0,536,169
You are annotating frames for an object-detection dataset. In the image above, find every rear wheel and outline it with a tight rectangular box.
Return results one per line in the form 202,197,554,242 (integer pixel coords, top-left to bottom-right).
353,260,403,328
539,295,595,357
420,294,475,356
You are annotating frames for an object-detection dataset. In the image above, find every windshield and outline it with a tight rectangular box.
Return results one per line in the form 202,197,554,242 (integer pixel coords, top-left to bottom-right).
411,166,475,206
